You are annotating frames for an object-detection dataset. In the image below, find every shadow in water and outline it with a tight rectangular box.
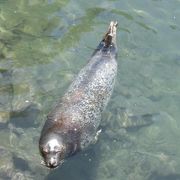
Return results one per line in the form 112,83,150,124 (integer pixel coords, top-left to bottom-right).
149,172,180,180
9,104,40,129
0,123,8,130
12,154,30,172
46,145,100,180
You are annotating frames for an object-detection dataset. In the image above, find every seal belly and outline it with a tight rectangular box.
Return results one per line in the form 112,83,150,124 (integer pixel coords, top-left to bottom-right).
39,21,118,168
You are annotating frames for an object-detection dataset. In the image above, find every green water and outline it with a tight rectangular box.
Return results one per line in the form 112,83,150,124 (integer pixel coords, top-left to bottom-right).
0,0,180,179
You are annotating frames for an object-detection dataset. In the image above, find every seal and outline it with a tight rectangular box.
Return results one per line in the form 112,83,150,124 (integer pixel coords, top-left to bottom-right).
39,21,118,169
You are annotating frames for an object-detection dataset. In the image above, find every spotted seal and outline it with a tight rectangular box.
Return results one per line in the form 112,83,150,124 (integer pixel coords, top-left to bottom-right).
39,21,118,169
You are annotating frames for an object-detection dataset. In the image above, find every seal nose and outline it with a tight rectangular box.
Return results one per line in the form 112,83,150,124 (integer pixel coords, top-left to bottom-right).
48,157,57,168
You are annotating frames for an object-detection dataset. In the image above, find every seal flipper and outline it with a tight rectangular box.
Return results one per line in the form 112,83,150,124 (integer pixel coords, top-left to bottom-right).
117,111,160,130
92,129,102,144
103,21,118,47
92,21,118,57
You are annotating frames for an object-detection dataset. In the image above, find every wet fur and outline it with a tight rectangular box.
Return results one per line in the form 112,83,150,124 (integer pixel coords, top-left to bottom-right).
39,21,118,168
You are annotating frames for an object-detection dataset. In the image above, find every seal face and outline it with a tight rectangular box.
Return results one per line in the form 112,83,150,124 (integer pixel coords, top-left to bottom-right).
39,21,118,169
42,139,63,168
39,134,66,168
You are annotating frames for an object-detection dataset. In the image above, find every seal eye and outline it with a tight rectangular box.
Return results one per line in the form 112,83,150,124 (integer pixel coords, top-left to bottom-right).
54,146,61,153
43,147,49,154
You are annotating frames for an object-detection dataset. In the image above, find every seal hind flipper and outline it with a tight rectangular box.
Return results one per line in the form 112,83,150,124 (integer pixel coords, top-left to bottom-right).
92,21,118,57
103,21,118,47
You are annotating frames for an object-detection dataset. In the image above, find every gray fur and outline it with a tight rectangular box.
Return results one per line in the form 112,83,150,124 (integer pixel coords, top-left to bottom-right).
39,21,118,168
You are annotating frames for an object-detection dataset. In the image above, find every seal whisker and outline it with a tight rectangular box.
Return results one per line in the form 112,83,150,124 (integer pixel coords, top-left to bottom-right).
40,160,46,166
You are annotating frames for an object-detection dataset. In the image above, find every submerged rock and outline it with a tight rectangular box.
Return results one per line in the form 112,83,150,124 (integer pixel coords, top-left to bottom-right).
0,62,13,124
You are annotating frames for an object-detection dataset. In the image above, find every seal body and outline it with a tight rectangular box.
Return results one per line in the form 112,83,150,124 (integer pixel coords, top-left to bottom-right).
39,21,118,169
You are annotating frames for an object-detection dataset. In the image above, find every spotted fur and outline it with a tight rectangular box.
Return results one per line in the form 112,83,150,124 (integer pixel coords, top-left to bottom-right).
39,21,118,168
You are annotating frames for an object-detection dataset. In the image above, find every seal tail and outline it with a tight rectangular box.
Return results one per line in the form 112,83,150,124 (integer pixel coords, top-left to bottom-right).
103,21,118,47
92,21,118,56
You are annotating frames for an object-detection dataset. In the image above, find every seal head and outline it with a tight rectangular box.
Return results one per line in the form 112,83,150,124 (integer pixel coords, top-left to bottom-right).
39,133,66,168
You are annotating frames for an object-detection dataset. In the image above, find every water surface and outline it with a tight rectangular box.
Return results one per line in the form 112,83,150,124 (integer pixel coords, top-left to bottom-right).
0,0,180,180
